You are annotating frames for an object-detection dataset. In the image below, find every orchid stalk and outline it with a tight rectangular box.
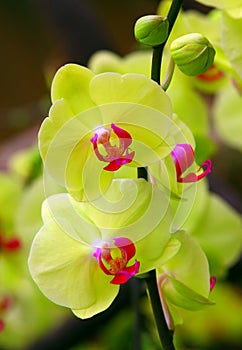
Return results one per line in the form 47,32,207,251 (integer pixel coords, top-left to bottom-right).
151,0,183,84
137,1,184,349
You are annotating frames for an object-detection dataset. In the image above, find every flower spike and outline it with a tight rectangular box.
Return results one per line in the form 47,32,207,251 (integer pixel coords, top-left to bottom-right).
90,123,135,172
93,237,140,284
171,144,212,183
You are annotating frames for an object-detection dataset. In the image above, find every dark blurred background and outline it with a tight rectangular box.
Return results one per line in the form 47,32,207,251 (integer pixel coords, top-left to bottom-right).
0,0,161,149
0,0,208,155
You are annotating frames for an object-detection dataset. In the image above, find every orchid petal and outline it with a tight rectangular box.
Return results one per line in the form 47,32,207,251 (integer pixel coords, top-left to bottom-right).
159,231,211,304
189,190,242,276
51,64,95,114
41,193,101,245
28,218,119,312
90,73,173,117
214,84,242,152
157,231,212,327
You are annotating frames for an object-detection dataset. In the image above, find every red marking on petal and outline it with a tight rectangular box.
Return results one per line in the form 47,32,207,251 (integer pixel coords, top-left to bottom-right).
197,64,224,82
110,260,140,285
124,260,140,275
90,134,106,161
3,237,21,251
0,296,11,312
196,159,212,180
110,273,130,284
103,160,123,172
103,155,134,171
93,248,112,276
210,276,216,292
111,123,132,149
0,233,21,252
91,124,135,171
178,173,199,182
93,237,140,284
231,78,242,95
0,319,5,332
113,237,136,260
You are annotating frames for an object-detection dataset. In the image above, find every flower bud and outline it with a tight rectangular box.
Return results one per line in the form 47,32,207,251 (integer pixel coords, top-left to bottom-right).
134,15,169,46
170,33,215,76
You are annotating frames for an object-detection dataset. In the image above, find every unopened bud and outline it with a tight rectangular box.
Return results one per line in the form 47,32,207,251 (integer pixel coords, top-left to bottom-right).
134,15,169,46
170,33,215,76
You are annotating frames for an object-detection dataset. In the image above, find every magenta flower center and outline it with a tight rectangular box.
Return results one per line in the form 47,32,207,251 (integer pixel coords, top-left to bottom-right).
93,237,140,284
90,123,135,171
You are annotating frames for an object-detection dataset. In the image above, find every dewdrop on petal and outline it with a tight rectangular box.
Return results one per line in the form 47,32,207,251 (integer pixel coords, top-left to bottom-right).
170,33,215,76
134,15,169,46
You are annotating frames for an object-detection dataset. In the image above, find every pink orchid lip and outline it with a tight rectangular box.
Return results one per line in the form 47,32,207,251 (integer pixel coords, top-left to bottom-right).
90,123,135,172
171,144,212,183
93,237,140,285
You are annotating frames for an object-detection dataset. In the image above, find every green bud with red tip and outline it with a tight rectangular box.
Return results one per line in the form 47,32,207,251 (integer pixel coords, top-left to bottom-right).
170,33,215,76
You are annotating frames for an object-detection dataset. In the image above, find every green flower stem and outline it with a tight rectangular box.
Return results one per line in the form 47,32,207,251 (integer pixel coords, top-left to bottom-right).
151,0,183,84
161,57,175,91
141,2,183,349
130,278,143,350
137,166,148,181
151,46,163,84
145,270,175,350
